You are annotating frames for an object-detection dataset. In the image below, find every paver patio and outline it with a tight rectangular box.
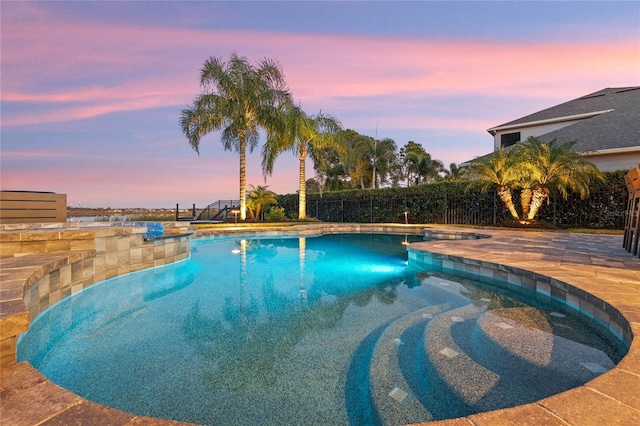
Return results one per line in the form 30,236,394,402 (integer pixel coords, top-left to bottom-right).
1,224,639,425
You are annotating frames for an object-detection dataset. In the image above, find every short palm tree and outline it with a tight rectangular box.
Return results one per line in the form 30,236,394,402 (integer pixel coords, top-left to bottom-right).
246,184,278,221
407,152,444,185
517,137,604,220
180,52,291,220
444,163,468,182
467,148,520,219
262,102,343,219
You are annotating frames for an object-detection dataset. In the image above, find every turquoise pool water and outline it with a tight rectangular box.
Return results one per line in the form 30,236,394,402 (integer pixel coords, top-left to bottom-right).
18,233,625,425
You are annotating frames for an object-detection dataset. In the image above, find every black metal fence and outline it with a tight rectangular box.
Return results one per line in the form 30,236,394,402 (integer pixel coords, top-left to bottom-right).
279,188,627,229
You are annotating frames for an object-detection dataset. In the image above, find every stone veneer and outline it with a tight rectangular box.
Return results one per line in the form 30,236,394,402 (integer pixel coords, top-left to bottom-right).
0,222,192,368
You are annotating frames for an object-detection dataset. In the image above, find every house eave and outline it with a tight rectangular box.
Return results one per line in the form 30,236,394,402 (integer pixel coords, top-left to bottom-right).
487,109,614,136
581,146,640,156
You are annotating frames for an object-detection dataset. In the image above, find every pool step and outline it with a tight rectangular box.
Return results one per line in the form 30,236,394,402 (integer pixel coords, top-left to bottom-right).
422,303,496,414
368,303,450,426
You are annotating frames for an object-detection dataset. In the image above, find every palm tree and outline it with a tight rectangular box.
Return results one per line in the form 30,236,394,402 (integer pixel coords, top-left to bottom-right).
516,137,604,220
467,148,520,219
246,184,278,221
443,163,468,182
180,52,291,220
340,130,375,189
407,152,444,185
369,138,398,189
262,102,342,219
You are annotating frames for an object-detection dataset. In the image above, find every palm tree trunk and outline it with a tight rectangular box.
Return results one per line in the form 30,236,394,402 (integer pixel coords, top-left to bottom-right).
371,165,376,189
299,154,306,220
497,185,519,219
521,188,532,218
527,187,549,220
239,139,247,220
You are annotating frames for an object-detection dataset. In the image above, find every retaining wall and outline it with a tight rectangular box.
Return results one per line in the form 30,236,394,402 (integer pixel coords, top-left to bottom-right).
0,223,192,368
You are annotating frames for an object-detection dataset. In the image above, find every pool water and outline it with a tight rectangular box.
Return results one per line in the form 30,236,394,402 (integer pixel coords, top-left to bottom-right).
18,233,626,425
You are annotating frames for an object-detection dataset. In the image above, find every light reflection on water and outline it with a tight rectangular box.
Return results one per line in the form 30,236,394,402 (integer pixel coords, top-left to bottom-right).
18,233,625,425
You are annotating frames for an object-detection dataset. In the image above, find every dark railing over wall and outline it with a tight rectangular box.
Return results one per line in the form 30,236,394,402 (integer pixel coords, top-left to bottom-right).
281,192,502,226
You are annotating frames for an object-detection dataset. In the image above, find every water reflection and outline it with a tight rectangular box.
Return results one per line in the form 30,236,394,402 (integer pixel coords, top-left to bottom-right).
181,235,417,394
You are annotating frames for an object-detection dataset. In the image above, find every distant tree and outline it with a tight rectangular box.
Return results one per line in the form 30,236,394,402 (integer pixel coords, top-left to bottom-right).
397,141,431,186
369,138,398,189
443,163,468,182
311,146,348,194
262,101,343,219
305,178,322,194
341,129,375,189
180,52,291,220
406,151,444,185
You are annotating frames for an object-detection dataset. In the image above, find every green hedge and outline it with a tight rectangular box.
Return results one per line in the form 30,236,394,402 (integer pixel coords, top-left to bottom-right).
279,171,628,229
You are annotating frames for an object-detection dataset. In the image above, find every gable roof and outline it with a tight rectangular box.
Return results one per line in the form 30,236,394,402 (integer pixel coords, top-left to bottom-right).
487,87,640,152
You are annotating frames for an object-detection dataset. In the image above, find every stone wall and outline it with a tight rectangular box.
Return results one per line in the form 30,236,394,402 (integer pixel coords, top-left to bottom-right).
0,224,192,368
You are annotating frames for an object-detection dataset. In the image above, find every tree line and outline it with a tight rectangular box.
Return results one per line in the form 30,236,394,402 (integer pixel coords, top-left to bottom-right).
180,52,608,225
179,52,462,221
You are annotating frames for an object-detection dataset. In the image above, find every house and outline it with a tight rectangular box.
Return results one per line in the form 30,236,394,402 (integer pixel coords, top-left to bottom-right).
479,87,640,171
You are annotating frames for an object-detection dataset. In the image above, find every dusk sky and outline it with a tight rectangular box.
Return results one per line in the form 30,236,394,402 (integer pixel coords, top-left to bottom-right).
2,1,639,208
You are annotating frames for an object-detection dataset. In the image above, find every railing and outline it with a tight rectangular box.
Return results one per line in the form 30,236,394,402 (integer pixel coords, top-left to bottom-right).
175,204,196,221
197,200,240,221
279,189,627,229
175,200,240,222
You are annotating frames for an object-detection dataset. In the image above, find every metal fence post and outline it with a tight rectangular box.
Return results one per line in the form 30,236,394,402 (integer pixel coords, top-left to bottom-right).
370,195,373,223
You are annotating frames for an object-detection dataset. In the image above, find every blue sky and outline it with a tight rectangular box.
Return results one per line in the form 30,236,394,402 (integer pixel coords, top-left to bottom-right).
2,1,639,208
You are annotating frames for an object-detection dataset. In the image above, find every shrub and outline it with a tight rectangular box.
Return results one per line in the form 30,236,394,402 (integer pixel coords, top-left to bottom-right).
264,206,287,222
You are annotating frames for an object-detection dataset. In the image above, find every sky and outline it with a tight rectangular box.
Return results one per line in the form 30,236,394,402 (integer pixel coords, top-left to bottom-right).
1,1,639,208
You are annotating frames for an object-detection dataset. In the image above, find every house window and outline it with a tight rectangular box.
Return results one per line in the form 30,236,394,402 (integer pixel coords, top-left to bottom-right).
500,132,521,148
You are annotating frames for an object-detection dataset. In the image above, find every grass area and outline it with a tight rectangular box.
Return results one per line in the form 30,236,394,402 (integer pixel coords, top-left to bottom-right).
566,228,624,235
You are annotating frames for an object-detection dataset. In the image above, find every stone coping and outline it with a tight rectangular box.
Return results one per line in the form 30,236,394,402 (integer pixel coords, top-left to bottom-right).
1,224,640,425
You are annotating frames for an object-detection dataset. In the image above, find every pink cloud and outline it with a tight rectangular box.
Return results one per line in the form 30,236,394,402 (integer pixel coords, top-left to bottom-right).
2,3,638,208
2,6,638,129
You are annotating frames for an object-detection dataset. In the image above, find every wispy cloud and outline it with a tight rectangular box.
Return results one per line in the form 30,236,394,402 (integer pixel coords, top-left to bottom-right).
3,8,638,128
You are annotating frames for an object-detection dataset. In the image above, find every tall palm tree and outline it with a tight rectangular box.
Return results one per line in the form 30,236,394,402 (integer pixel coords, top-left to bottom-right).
467,148,520,219
180,52,291,220
262,102,342,219
246,184,278,221
517,137,604,220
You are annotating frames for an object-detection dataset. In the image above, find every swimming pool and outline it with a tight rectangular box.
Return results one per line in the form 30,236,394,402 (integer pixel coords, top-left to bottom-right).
18,233,626,425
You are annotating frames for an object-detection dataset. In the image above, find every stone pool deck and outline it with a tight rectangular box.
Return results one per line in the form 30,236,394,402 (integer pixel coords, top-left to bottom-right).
410,227,640,426
1,224,640,425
